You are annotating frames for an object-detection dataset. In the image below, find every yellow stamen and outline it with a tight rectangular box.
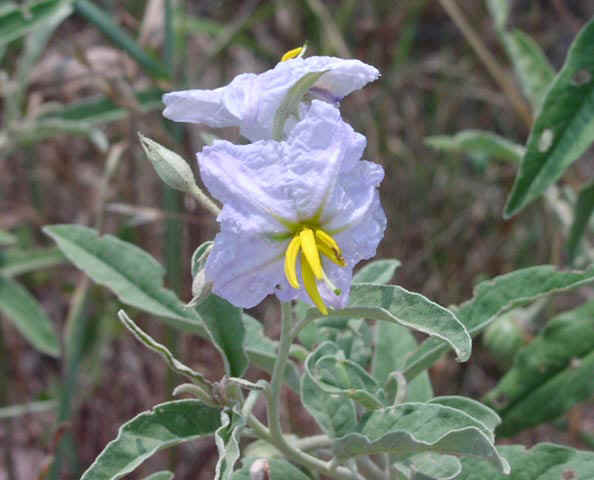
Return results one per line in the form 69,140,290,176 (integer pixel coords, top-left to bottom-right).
300,228,324,279
280,44,306,62
301,254,328,315
284,235,302,289
315,229,346,266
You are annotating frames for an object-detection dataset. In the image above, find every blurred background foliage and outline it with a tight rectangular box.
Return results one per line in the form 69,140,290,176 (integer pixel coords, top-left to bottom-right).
1,1,593,479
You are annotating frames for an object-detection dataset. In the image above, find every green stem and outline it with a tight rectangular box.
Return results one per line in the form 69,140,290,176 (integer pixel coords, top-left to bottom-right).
265,302,362,480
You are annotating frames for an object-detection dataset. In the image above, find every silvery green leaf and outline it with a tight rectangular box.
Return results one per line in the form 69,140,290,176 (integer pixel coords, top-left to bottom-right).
404,264,594,380
242,314,300,392
0,277,60,357
188,269,213,307
196,295,248,378
458,443,594,480
80,400,221,480
191,241,214,277
502,30,555,109
232,458,310,480
332,402,509,474
43,225,205,334
0,247,65,277
172,383,217,407
143,472,174,480
505,18,594,216
118,310,211,388
486,0,510,31
353,259,401,284
425,130,523,164
301,342,357,437
215,409,246,480
428,396,501,437
272,70,328,140
372,322,433,403
407,453,462,480
139,133,197,193
483,299,594,436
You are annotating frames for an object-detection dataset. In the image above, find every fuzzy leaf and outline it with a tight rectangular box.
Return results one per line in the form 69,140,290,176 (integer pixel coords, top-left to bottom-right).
142,472,174,480
404,265,594,380
505,18,594,216
80,400,221,480
407,453,461,480
429,396,501,435
353,259,401,284
215,410,245,480
0,277,59,357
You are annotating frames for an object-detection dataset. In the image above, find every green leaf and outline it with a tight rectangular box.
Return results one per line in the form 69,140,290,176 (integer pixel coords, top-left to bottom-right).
191,241,214,277
345,284,471,362
0,247,64,277
196,295,248,378
0,0,73,47
332,402,509,473
118,310,210,388
143,472,174,480
486,0,509,31
567,180,594,263
80,400,221,480
483,300,594,436
43,225,206,334
502,30,555,109
41,88,163,126
458,443,594,480
428,396,501,435
215,409,246,480
0,277,60,357
242,314,300,392
272,70,328,140
372,321,433,403
425,130,523,164
139,133,198,193
504,18,594,217
74,0,168,78
406,453,461,480
301,342,357,437
353,259,401,284
0,230,17,246
232,458,311,480
404,264,594,380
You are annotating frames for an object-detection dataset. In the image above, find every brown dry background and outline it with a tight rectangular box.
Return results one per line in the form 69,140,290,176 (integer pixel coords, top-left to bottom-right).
1,1,594,479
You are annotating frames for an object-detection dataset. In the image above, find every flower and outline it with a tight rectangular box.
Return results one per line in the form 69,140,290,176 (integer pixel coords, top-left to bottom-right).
198,100,386,313
163,53,379,142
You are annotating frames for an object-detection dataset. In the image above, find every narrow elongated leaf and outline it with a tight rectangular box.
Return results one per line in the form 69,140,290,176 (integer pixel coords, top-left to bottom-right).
496,350,594,436
215,409,245,480
143,472,173,480
372,322,433,402
486,0,510,31
0,247,64,277
80,400,221,480
567,180,594,262
502,30,555,109
458,443,594,480
426,130,523,164
272,70,328,139
301,342,357,437
118,310,210,387
428,396,500,434
0,0,73,47
483,300,594,435
333,403,509,473
353,259,401,284
404,265,594,380
43,225,205,334
505,18,594,216
0,277,59,357
242,314,300,392
41,88,163,126
74,0,168,78
232,458,311,480
196,295,248,378
343,284,471,362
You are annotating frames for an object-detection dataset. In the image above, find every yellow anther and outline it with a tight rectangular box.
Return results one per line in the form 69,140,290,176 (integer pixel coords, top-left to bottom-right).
300,228,324,279
281,44,306,62
301,254,328,315
284,235,302,289
315,229,345,266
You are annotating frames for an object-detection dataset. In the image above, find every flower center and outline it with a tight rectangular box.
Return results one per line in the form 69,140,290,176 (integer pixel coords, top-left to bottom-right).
283,227,346,315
